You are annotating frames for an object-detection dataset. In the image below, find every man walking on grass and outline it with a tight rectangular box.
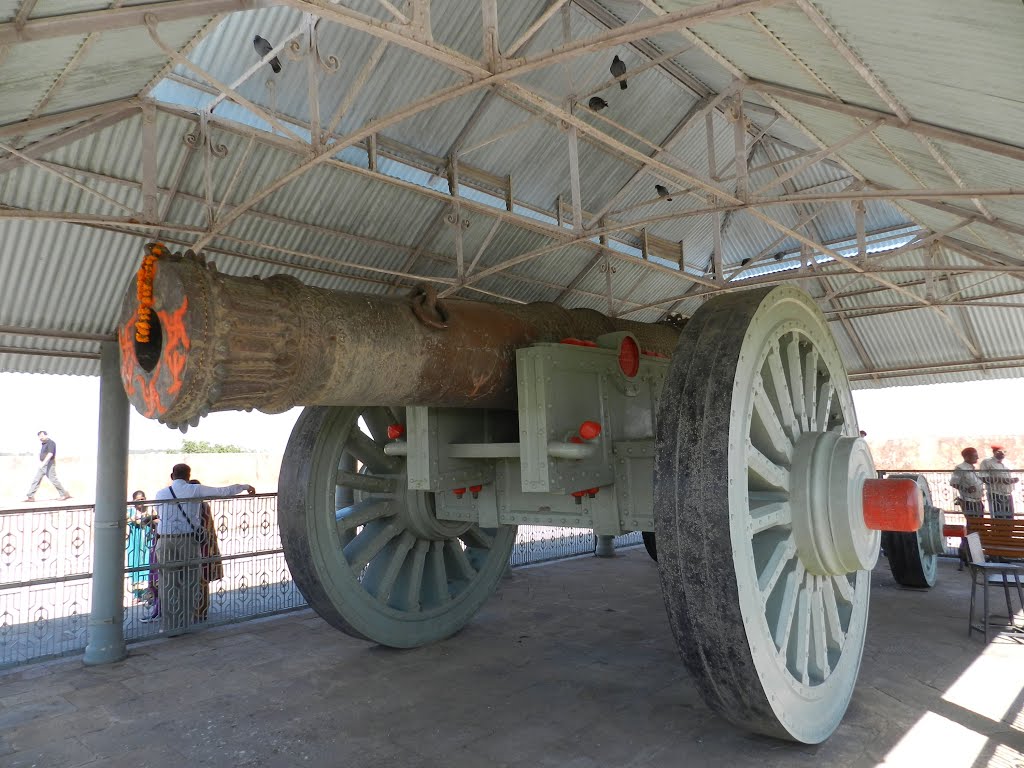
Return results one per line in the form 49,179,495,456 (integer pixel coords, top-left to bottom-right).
24,430,71,502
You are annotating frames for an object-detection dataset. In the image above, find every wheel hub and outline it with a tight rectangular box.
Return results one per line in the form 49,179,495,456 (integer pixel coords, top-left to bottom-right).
920,504,945,556
393,477,473,541
791,432,881,576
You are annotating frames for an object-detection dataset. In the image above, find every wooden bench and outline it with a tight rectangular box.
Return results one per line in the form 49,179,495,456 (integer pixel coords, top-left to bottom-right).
965,517,1024,560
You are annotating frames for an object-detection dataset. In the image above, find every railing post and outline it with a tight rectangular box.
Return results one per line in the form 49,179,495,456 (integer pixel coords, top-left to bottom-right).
84,341,129,665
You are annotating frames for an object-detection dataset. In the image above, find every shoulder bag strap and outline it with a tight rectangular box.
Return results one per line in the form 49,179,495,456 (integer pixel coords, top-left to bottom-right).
168,486,201,535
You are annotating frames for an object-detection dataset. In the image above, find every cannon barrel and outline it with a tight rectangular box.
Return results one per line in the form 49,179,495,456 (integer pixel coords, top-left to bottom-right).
117,249,684,427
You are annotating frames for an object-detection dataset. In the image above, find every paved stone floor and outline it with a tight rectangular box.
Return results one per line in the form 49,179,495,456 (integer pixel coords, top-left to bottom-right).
2,550,1023,768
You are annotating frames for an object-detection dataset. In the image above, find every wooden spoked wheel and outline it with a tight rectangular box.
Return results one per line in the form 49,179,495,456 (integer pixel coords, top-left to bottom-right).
655,286,874,744
279,405,517,648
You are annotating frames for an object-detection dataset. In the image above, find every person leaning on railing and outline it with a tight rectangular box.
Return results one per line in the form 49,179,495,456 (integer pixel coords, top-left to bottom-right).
153,463,255,637
979,445,1018,520
950,446,985,517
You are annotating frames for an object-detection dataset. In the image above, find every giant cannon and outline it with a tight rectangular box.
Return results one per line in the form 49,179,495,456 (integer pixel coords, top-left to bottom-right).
119,244,929,744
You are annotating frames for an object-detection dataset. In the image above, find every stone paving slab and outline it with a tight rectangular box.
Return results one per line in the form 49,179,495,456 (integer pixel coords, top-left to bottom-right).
2,550,1024,767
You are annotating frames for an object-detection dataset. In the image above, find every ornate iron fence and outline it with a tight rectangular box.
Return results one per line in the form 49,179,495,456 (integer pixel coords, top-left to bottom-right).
2,495,643,667
0,502,94,666
122,494,304,642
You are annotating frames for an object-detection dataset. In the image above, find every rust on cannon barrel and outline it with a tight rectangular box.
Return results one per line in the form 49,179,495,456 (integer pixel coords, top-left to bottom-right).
117,247,684,428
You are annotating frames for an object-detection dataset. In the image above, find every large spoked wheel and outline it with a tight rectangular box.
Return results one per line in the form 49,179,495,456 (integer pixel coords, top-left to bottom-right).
656,286,876,744
882,474,942,588
279,405,517,648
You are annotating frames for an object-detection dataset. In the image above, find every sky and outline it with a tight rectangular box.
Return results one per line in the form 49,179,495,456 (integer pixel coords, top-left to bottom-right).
0,371,1021,456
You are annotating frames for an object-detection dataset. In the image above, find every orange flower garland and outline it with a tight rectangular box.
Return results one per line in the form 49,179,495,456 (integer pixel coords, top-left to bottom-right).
135,243,166,343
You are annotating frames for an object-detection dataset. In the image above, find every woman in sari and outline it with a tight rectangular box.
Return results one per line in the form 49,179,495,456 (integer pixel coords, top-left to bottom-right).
188,479,224,622
126,490,155,602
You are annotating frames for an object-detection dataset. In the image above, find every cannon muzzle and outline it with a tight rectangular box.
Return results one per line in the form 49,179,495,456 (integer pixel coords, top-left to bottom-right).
118,247,683,428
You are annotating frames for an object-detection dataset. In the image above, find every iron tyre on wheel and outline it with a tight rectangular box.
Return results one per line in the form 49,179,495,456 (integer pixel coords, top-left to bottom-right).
279,405,517,648
655,286,875,744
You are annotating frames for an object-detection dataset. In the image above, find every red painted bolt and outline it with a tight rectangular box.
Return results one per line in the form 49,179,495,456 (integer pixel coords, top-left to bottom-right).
587,488,599,498
453,487,466,498
571,490,586,505
578,421,602,440
469,484,483,499
387,424,405,440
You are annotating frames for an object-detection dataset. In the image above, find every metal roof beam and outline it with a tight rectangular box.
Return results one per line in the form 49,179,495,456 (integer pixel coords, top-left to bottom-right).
192,0,784,252
752,188,1024,205
0,98,139,138
585,86,740,226
0,0,268,45
749,80,1024,167
848,356,1024,382
0,107,138,176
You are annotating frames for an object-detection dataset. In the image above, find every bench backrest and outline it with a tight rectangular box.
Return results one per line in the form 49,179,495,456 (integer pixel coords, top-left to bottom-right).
965,517,1024,558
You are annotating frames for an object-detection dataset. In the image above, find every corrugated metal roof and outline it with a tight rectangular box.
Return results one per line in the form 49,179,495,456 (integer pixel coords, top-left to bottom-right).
0,0,1022,392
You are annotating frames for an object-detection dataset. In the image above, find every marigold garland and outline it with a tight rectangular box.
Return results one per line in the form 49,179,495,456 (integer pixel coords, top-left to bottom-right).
135,243,166,343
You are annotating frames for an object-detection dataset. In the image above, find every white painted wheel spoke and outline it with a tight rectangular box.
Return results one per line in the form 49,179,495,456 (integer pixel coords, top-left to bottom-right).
367,530,417,602
393,539,430,612
749,499,792,535
361,406,395,443
773,559,805,650
803,347,819,430
782,336,808,433
347,428,401,474
444,538,478,582
796,574,812,685
765,344,798,439
344,519,404,571
758,537,798,598
460,526,494,550
815,379,834,434
831,573,855,603
337,469,397,494
809,578,830,680
336,497,395,530
428,541,450,604
822,576,846,652
747,443,791,492
752,384,794,463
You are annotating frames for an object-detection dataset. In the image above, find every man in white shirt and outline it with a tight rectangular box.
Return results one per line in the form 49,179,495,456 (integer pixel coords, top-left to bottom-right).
979,445,1018,519
154,463,255,635
950,447,985,518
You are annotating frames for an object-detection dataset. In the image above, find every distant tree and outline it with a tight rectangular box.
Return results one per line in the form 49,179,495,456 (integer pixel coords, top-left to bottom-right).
181,439,246,454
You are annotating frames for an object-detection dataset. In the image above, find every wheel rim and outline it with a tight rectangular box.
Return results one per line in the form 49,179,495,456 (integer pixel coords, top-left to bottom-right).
656,286,871,744
279,405,517,648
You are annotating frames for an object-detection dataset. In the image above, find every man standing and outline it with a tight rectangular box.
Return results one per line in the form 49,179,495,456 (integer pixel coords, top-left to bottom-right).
980,445,1018,519
153,463,255,636
950,447,985,517
24,430,71,502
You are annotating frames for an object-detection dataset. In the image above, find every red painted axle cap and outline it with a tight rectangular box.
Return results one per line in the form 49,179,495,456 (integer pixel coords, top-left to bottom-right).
862,478,923,532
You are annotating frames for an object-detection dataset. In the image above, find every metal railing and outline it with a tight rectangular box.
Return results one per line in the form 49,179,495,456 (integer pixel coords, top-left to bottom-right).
121,494,304,643
1,495,641,667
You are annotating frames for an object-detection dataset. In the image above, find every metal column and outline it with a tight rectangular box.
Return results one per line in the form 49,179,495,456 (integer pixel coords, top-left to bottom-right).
83,341,129,665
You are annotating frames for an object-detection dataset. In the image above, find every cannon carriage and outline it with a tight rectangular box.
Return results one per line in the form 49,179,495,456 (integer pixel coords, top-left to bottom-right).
119,245,927,744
